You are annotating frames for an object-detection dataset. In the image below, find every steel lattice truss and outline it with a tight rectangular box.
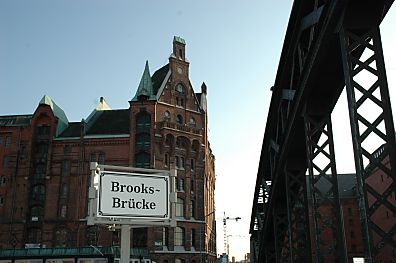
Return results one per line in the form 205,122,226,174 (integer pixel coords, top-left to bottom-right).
340,26,396,261
304,115,347,262
250,0,396,262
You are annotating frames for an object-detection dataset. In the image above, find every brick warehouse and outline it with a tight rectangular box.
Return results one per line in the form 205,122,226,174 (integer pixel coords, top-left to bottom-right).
0,36,217,262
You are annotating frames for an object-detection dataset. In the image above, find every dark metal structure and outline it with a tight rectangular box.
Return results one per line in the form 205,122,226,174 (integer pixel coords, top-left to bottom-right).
250,0,395,262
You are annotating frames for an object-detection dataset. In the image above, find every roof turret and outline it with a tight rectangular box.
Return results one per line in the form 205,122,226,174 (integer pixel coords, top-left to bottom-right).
38,95,69,136
132,61,155,101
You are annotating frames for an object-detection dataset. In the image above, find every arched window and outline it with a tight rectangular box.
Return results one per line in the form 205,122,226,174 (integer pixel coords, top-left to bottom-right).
176,198,184,218
164,111,171,121
176,84,185,95
189,117,196,127
176,115,183,125
174,227,185,246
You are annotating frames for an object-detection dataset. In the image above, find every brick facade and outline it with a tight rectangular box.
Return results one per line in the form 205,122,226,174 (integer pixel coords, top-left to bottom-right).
0,37,217,263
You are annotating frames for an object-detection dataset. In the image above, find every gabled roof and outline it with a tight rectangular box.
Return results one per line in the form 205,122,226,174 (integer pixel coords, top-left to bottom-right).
152,64,170,96
132,61,155,101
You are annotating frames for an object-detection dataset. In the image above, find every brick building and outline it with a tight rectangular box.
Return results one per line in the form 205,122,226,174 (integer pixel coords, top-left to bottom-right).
0,36,217,262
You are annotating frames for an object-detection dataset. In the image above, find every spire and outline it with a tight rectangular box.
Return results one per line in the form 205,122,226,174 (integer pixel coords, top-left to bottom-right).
132,61,154,101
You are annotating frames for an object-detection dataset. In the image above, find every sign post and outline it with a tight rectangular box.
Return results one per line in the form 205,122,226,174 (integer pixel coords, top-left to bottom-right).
121,224,131,263
87,163,176,263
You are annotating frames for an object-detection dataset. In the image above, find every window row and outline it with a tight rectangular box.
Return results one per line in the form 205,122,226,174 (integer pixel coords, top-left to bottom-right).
26,227,69,247
163,111,197,127
175,198,195,218
90,152,105,164
162,226,199,248
165,155,195,170
28,204,68,220
176,178,195,194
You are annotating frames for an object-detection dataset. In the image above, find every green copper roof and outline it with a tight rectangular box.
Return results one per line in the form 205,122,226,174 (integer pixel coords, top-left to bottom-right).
39,95,69,136
132,61,155,101
173,36,186,44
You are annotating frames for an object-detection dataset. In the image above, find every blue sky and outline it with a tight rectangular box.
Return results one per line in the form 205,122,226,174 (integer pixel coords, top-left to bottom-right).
1,1,396,260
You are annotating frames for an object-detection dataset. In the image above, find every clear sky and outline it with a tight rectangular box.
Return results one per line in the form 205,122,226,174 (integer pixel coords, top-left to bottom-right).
1,1,396,261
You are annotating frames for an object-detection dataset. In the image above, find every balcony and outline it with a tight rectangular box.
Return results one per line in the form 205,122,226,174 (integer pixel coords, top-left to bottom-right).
157,121,202,136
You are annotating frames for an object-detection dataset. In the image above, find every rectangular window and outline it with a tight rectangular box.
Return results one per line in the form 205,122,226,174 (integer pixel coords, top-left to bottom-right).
98,153,105,164
164,154,169,167
0,196,4,207
190,159,194,170
5,136,11,147
177,178,184,192
190,179,194,193
62,160,70,176
190,200,195,218
60,205,67,218
176,198,184,217
3,156,10,168
180,157,185,169
0,137,2,145
163,227,169,247
191,229,196,248
175,156,180,169
64,145,71,155
90,153,96,162
35,164,46,179
174,227,185,246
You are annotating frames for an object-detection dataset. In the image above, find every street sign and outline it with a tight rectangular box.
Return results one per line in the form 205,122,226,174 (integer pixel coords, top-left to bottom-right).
97,171,169,219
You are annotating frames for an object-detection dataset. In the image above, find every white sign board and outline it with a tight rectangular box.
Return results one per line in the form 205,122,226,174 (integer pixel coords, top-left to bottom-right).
97,171,169,219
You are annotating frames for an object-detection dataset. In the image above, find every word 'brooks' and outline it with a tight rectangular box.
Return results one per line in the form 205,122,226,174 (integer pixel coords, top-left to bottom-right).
111,181,155,194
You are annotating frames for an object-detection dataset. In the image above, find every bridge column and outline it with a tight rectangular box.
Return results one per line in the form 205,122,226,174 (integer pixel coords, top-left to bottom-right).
285,168,312,262
272,204,288,262
340,26,396,262
304,113,348,262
